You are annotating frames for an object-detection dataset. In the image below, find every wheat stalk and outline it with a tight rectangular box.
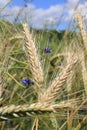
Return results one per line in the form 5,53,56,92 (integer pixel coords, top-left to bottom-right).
0,100,75,121
0,77,3,99
66,51,74,92
22,23,44,87
75,116,87,130
81,59,87,95
39,57,78,103
0,71,4,106
78,50,87,95
59,99,87,130
75,13,87,51
75,14,87,95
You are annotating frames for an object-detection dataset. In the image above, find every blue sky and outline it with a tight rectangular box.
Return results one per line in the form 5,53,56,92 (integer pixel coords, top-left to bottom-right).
11,0,67,9
1,0,86,30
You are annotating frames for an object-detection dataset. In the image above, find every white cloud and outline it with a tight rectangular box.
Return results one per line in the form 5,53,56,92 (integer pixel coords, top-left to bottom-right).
0,0,11,7
67,0,80,7
29,5,64,28
0,0,87,29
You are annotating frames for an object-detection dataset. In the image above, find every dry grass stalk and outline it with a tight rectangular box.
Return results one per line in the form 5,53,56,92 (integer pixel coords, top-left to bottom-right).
59,99,87,130
0,78,3,99
66,70,73,92
35,118,39,130
0,75,3,106
79,50,87,95
75,116,87,130
66,51,74,92
22,23,44,87
0,100,75,120
75,13,87,51
39,57,78,103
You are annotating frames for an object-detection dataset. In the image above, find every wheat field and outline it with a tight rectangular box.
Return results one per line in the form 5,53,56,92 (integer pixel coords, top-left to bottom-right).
0,1,87,130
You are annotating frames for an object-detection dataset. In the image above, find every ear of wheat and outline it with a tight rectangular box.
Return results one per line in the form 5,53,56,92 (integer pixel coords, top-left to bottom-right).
75,13,87,51
0,100,75,121
39,57,78,103
22,24,44,88
75,13,87,95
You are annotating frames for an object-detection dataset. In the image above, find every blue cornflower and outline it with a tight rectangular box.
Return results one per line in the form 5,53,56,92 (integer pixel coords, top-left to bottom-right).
30,81,35,85
21,78,34,86
21,79,28,85
44,46,51,54
26,79,32,85
79,109,85,113
21,79,31,85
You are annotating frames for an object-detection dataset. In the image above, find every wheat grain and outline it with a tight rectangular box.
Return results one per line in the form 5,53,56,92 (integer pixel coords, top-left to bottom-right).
75,13,87,51
39,57,78,103
0,100,75,120
22,24,44,87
